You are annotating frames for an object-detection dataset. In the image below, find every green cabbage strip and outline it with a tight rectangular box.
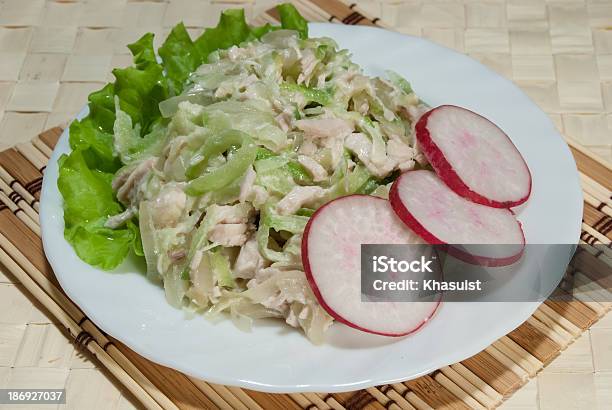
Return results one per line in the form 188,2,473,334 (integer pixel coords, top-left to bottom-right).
209,249,236,288
256,203,309,262
201,101,288,152
280,83,332,106
325,164,372,201
296,208,315,217
254,152,312,187
357,178,379,195
185,132,257,195
385,70,413,94
286,161,312,185
186,129,253,178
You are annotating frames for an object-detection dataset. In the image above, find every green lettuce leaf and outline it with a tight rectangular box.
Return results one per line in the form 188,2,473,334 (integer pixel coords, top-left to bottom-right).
128,32,157,67
66,222,136,271
277,3,308,39
159,23,202,94
87,83,116,134
58,150,120,225
112,33,169,134
194,9,254,61
250,23,278,39
68,119,121,173
58,150,136,270
193,4,306,63
113,98,166,164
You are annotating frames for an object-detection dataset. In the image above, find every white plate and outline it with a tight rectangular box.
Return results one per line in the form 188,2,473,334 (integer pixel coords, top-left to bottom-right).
40,23,582,393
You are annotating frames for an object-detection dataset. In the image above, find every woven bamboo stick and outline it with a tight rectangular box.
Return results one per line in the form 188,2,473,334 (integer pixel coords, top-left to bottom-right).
566,287,607,316
32,136,54,158
490,340,539,378
0,183,39,224
582,223,610,245
525,316,572,347
206,384,250,410
449,363,503,405
537,303,582,336
302,392,331,409
567,139,612,190
365,387,400,410
316,393,345,410
15,142,47,171
583,191,611,217
581,173,611,205
439,366,496,409
0,193,39,235
405,392,434,410
384,388,416,410
580,239,612,263
227,386,264,410
573,272,612,308
433,371,487,410
0,178,40,224
286,393,314,408
483,345,530,383
0,165,40,211
531,309,575,343
497,336,544,373
581,238,612,261
186,379,233,409
294,0,331,22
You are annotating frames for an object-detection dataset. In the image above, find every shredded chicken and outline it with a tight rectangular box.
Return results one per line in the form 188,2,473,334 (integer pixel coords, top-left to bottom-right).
209,223,249,246
203,203,255,247
297,155,327,182
387,136,417,171
239,166,257,203
274,112,291,132
151,184,187,228
113,157,157,206
214,203,254,224
233,236,266,279
105,207,135,229
297,48,318,85
277,186,326,215
404,103,429,123
295,118,354,140
297,139,317,156
344,132,393,177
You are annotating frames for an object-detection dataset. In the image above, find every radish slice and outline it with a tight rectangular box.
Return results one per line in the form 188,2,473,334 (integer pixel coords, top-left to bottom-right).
302,195,440,337
389,170,525,266
416,105,532,208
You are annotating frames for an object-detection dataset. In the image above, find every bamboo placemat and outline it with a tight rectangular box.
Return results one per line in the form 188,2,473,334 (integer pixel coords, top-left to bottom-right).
0,1,611,409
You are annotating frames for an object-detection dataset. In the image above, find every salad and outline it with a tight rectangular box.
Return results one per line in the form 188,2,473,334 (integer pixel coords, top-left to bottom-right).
57,4,429,343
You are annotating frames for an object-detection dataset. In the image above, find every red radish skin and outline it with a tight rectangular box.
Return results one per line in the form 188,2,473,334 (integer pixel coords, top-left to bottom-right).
416,105,532,208
302,195,440,337
389,170,526,267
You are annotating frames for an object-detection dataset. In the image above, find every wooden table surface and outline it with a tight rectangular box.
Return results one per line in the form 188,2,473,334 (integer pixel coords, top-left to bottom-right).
0,1,610,409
